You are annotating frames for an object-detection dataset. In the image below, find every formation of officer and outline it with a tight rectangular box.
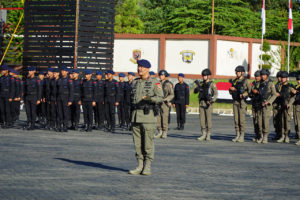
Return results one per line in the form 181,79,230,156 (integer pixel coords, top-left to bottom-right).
128,59,163,176
154,70,174,139
194,69,218,141
292,75,300,145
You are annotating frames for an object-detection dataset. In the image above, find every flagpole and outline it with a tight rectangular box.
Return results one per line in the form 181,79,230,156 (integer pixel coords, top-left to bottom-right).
260,31,263,70
287,33,290,73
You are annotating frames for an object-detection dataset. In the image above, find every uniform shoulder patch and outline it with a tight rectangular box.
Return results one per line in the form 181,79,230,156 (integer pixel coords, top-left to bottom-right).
156,82,162,89
69,80,73,83
93,81,97,84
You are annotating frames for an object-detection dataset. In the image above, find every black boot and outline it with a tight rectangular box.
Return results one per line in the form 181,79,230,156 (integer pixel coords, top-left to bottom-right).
87,124,92,132
176,123,181,130
180,123,184,130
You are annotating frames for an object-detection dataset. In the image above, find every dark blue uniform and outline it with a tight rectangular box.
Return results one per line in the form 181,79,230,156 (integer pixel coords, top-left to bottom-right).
37,78,47,126
0,74,15,128
23,77,41,130
117,81,126,128
173,82,189,129
12,77,22,123
93,79,105,129
57,77,74,131
81,79,94,131
104,79,119,132
49,78,58,130
70,78,82,130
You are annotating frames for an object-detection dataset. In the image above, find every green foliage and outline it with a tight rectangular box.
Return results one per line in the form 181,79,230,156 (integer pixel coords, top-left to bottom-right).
262,54,271,61
262,41,271,52
0,0,23,64
262,64,271,70
114,0,144,33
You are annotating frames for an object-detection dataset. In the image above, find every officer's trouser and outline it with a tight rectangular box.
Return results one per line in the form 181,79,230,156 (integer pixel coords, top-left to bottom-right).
233,100,247,134
95,101,105,126
57,100,69,127
281,106,292,136
293,105,300,136
117,99,125,125
157,103,170,131
0,97,11,124
49,101,57,127
252,107,262,139
105,97,116,129
175,103,186,125
13,101,20,121
258,105,271,137
83,101,93,126
25,99,37,124
132,122,156,162
273,103,282,137
124,102,132,126
199,104,212,133
71,99,81,125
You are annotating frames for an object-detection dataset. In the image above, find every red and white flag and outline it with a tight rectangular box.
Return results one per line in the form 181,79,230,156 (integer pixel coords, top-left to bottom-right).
261,0,266,35
288,0,293,35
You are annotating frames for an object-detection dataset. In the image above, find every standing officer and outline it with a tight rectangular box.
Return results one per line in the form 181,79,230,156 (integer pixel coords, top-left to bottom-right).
154,70,174,139
277,71,295,143
49,68,60,131
173,73,189,130
93,71,105,130
117,73,126,129
229,66,251,143
104,70,119,133
23,66,41,130
37,70,47,127
11,69,22,124
194,69,218,141
292,74,300,145
124,72,135,130
57,67,73,132
249,70,261,142
81,69,95,132
128,59,163,176
257,69,276,144
272,71,282,140
45,68,53,129
0,65,14,128
70,69,81,130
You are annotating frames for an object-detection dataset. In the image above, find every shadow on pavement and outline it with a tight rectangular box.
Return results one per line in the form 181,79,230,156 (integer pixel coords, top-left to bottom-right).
55,158,128,172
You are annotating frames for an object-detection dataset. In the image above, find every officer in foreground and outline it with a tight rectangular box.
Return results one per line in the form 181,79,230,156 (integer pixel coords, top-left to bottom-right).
229,66,251,142
257,69,276,144
155,70,174,139
173,73,189,130
194,69,218,141
272,71,282,140
129,59,163,176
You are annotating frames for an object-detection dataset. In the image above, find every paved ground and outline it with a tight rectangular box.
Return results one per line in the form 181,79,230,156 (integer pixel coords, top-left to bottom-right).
1,113,300,200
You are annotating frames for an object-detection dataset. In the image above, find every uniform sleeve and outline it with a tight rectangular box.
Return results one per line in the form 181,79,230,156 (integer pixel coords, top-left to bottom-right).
242,79,251,97
150,82,163,104
211,82,218,103
115,82,120,102
164,82,174,102
93,81,97,102
37,80,42,100
288,87,295,106
185,84,190,105
267,82,277,104
68,80,74,102
9,78,15,99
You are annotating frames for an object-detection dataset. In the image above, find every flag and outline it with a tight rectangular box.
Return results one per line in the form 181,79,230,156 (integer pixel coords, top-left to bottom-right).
288,0,293,35
261,0,266,35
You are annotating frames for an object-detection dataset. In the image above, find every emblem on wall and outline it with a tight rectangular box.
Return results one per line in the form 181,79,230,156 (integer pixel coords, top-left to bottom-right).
130,49,142,64
180,50,195,64
227,48,237,58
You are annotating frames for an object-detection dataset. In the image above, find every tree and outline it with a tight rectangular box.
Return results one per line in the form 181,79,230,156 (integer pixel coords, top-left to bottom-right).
114,0,144,33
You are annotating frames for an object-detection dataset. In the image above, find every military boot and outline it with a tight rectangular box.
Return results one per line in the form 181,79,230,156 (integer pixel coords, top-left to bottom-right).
256,134,263,143
262,134,268,144
128,159,144,175
176,123,181,130
232,131,240,142
277,134,285,143
237,132,245,143
154,130,163,139
284,135,290,144
180,123,184,130
161,131,167,139
206,132,211,141
141,160,151,176
197,131,207,141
